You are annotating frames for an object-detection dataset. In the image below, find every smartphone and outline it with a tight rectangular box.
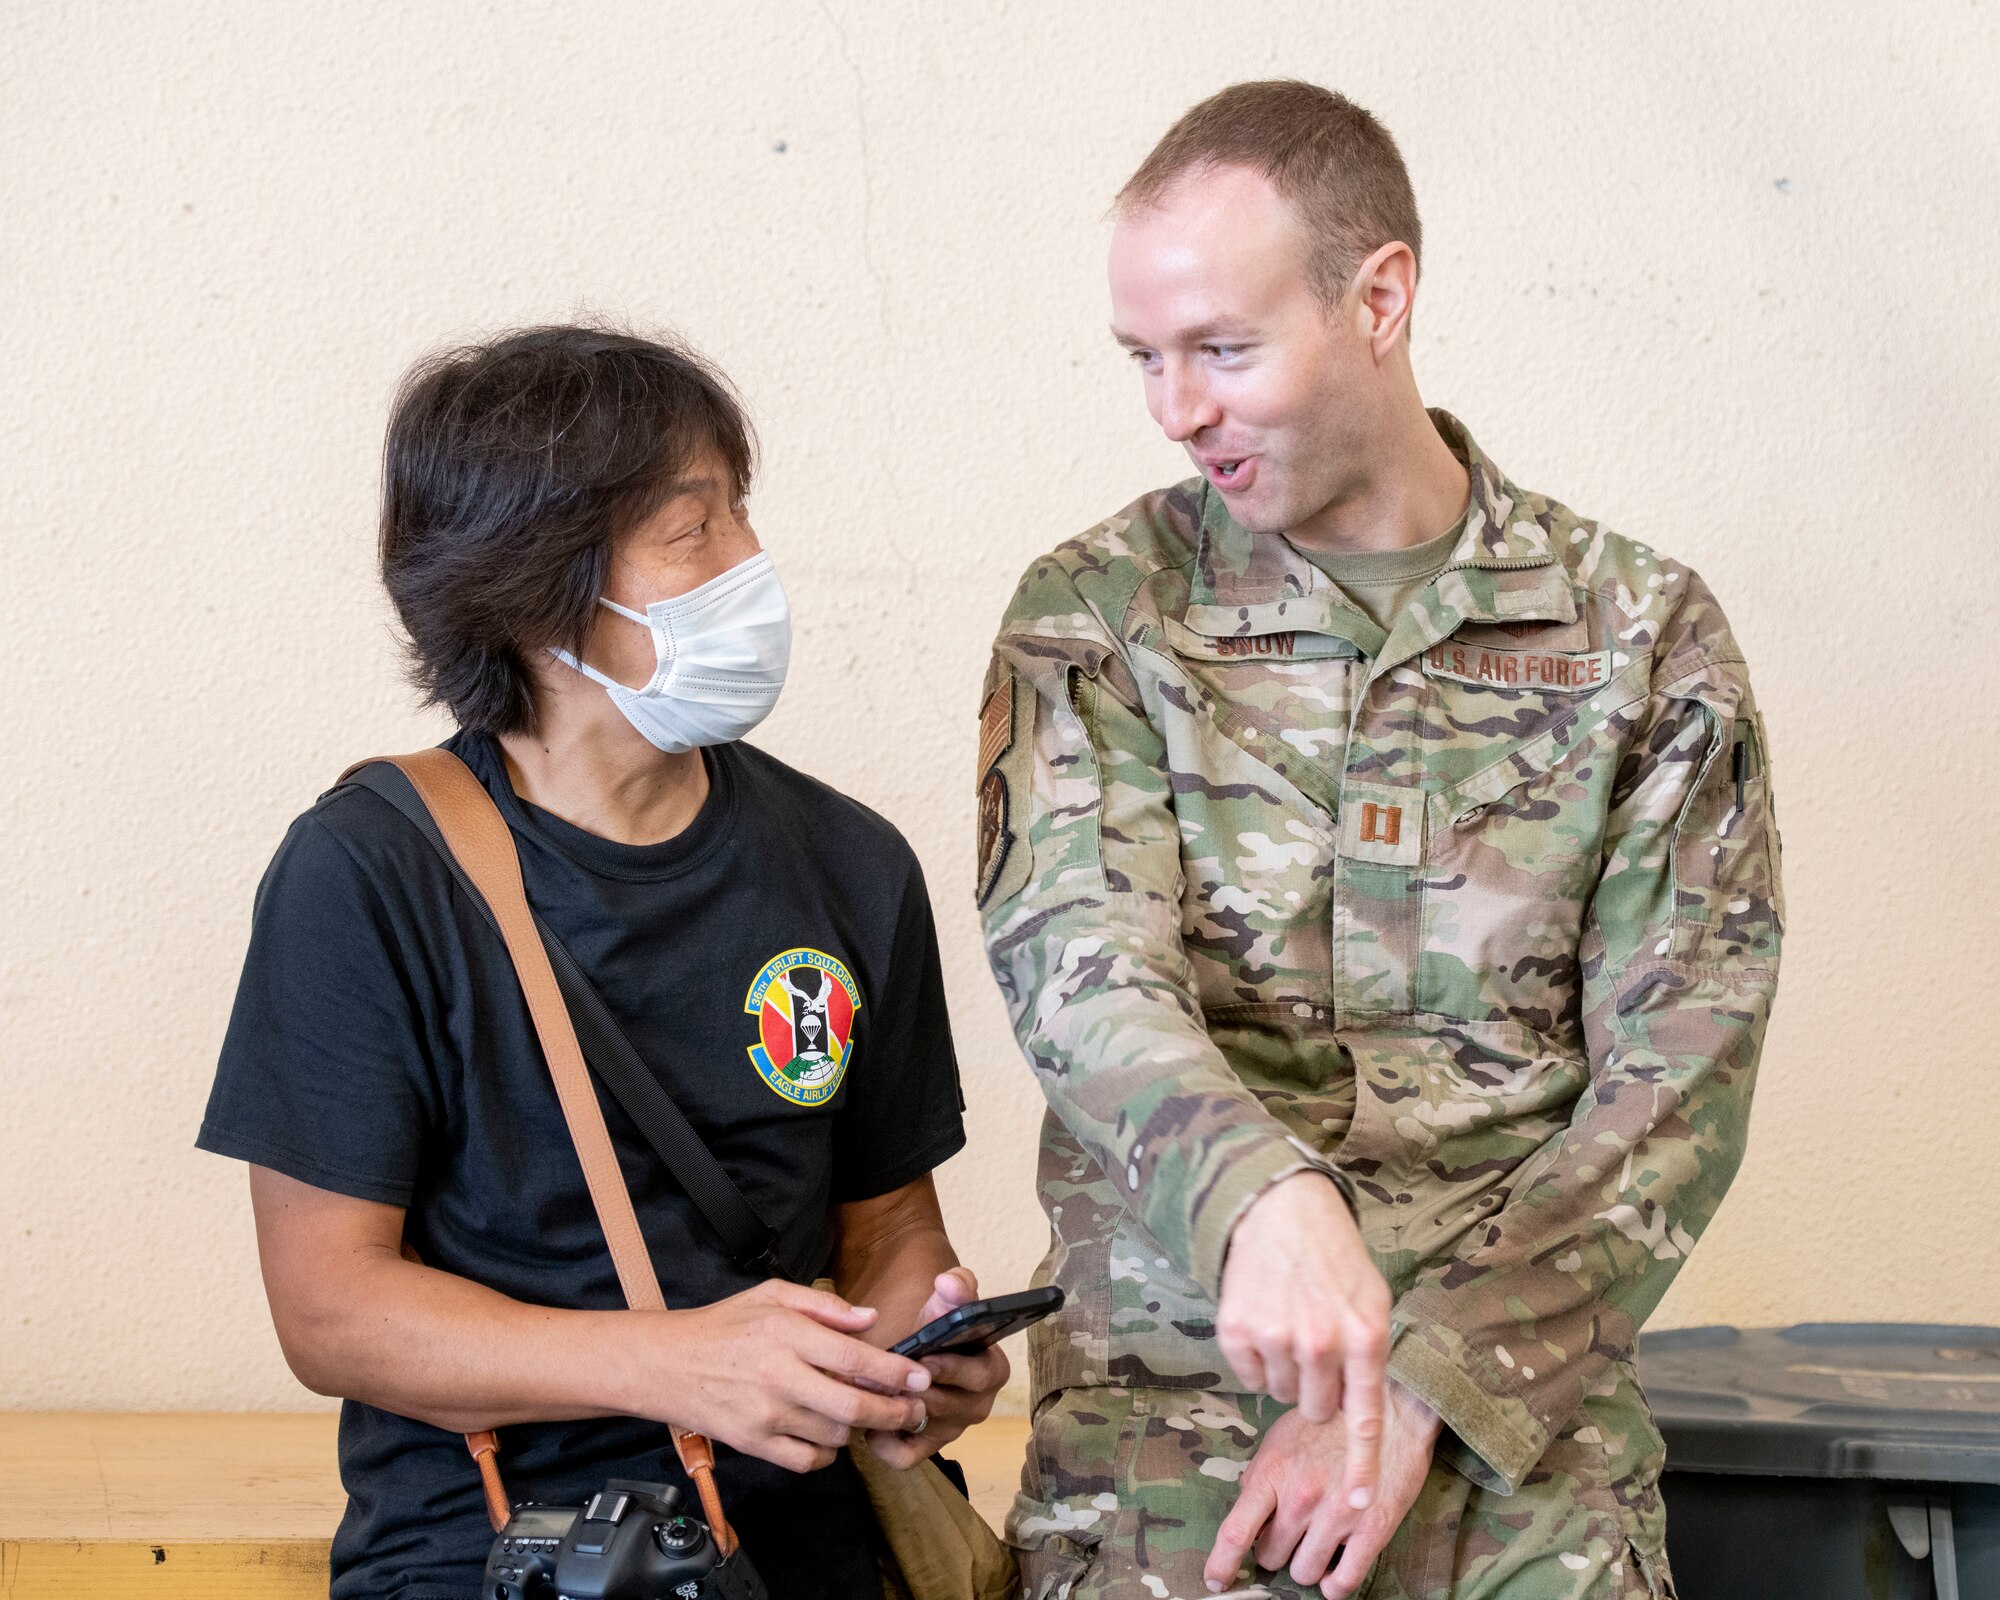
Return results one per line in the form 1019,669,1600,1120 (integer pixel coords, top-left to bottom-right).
890,1286,1066,1359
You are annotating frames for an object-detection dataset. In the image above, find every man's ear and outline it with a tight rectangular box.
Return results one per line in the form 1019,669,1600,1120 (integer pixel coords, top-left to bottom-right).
1347,241,1418,361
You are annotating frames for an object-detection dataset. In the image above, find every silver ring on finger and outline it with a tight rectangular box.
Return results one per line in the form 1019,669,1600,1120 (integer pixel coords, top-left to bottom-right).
907,1411,929,1435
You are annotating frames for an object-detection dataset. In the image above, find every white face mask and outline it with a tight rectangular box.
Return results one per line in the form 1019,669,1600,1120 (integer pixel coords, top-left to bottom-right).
550,551,792,753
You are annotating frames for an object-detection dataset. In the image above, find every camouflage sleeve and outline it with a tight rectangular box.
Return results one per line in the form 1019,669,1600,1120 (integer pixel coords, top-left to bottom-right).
1386,626,1783,1495
977,563,1351,1300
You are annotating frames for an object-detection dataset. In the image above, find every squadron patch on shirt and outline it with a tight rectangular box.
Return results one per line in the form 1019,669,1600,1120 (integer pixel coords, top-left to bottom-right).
744,948,860,1106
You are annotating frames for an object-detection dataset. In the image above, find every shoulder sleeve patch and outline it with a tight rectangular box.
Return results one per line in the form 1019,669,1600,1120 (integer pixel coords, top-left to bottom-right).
976,671,1028,908
978,679,1013,777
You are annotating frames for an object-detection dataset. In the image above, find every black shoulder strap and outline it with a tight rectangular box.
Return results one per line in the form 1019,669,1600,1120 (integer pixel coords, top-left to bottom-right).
343,760,786,1280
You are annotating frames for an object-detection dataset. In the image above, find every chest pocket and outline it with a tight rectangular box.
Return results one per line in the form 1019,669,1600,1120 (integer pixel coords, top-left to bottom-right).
1162,615,1362,817
1414,654,1652,1031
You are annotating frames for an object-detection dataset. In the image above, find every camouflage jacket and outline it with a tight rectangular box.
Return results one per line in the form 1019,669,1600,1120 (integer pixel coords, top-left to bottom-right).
976,413,1782,1494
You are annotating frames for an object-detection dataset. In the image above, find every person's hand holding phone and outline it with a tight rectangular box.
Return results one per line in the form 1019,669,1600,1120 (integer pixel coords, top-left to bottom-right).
864,1267,1010,1469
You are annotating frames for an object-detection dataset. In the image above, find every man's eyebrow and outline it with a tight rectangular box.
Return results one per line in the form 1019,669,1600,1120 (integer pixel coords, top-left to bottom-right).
657,474,722,502
1109,322,1256,349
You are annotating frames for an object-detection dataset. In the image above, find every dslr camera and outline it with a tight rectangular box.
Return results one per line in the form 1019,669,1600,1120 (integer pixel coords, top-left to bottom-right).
485,1479,767,1599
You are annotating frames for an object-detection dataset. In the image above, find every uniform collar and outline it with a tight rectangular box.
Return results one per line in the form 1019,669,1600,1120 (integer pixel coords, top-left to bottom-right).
1183,411,1575,663
1429,409,1557,571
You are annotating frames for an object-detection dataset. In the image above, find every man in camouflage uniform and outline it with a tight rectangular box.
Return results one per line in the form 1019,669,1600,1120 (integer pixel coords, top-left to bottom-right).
976,83,1781,1600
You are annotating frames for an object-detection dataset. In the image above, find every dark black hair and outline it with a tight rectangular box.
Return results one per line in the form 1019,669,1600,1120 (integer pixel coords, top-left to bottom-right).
379,323,756,735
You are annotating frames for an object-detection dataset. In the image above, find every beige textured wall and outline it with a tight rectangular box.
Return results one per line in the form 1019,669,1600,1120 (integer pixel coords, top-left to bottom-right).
4,2,1997,1412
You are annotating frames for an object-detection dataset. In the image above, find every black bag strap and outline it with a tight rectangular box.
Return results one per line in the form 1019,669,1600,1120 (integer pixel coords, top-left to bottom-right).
343,760,787,1279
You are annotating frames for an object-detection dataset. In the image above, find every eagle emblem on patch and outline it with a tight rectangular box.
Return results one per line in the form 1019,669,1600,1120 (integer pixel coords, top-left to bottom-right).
976,679,1016,905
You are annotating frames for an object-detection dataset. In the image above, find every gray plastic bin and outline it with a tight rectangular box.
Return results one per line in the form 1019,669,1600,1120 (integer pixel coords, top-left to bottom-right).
1638,1324,2000,1599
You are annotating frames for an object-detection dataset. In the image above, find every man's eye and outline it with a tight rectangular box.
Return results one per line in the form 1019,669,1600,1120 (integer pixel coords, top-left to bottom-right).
1204,345,1242,360
1128,350,1159,367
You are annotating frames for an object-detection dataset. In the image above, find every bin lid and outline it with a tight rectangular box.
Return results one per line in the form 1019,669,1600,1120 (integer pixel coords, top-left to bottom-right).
1638,1323,2000,1483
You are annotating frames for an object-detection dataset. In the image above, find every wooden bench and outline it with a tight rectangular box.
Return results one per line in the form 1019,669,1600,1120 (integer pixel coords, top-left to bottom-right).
0,1411,1030,1596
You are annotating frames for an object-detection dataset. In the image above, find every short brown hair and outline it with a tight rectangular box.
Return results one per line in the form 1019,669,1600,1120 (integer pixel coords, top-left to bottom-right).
379,324,755,736
1118,80,1421,304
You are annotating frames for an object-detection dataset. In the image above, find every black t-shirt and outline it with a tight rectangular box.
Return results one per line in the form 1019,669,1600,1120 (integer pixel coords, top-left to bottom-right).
198,732,966,1600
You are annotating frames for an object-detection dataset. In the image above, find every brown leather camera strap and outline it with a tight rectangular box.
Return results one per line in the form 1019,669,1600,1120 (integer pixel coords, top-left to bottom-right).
394,1240,514,1532
342,749,735,1551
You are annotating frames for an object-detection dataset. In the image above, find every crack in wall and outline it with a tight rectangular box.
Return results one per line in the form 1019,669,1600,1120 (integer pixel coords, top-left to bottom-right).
817,0,891,341
817,0,913,567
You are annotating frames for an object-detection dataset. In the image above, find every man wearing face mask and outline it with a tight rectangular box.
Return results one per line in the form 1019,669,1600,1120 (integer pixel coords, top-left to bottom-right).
198,325,1005,1600
981,84,1780,1598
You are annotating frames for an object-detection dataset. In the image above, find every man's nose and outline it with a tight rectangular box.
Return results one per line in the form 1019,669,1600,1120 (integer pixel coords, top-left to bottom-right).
1156,361,1220,443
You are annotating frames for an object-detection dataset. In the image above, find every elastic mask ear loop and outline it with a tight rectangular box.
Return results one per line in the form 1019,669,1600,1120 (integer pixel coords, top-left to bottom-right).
552,596,674,693
547,646,627,694
597,595,676,670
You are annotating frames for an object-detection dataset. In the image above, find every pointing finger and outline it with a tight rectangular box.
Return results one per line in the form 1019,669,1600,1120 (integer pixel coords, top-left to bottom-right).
1339,1330,1387,1509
